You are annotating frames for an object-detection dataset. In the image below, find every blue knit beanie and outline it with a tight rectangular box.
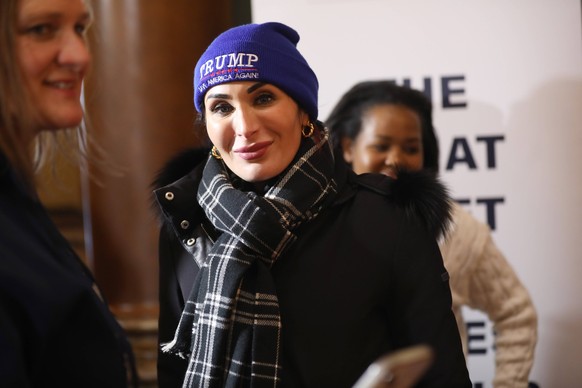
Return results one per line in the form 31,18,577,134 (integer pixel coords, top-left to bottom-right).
194,22,319,120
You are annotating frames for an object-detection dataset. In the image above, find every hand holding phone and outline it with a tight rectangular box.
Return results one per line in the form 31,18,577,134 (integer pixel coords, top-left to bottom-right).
352,345,434,388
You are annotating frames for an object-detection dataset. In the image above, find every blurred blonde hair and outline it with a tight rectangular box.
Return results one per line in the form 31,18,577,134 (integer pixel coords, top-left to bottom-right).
0,0,94,191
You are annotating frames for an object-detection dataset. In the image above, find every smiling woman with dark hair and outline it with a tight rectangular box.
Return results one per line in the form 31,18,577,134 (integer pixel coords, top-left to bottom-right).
153,22,471,388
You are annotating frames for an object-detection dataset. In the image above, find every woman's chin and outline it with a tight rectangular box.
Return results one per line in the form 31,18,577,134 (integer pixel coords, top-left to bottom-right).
38,113,84,132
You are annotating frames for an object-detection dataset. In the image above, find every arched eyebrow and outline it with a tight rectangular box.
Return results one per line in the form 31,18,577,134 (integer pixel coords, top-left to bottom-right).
247,82,266,93
19,7,91,25
205,82,268,102
205,92,230,101
374,134,421,142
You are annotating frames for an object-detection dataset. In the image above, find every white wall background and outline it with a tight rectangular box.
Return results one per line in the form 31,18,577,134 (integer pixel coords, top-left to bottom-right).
251,1,582,387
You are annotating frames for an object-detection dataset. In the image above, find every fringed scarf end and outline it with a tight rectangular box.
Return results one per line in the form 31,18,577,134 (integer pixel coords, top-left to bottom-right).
161,339,189,360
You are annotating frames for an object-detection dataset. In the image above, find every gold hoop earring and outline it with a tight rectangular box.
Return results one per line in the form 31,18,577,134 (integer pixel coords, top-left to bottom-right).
302,121,315,138
211,145,222,159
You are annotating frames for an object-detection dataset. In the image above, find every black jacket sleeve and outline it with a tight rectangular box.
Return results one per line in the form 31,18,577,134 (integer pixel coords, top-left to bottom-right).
153,148,209,387
388,213,471,387
157,224,190,388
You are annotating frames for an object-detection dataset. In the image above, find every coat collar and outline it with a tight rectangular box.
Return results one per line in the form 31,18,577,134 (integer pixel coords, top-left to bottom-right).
152,147,453,241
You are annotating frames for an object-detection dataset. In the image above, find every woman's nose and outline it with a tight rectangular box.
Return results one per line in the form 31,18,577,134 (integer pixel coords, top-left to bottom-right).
384,150,400,167
58,32,91,73
233,106,259,138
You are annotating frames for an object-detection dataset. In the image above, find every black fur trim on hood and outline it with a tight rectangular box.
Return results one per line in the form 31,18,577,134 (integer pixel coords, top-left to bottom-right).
356,169,453,241
391,169,453,241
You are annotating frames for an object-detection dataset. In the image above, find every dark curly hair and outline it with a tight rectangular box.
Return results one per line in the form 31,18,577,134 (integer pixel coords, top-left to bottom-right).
325,80,440,172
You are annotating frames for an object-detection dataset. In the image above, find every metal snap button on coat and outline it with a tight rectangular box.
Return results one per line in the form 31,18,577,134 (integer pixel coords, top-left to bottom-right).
165,192,174,201
180,220,190,229
186,238,196,246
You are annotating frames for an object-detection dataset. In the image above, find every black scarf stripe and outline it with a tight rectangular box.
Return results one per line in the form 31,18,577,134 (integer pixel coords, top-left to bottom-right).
201,185,294,259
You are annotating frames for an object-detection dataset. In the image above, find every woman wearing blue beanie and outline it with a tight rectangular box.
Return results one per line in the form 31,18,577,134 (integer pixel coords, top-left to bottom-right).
153,22,471,388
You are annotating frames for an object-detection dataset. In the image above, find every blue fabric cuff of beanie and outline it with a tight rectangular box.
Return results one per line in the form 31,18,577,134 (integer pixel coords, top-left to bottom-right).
193,22,319,121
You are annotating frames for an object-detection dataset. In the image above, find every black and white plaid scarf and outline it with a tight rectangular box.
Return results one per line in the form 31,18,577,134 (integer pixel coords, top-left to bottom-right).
162,128,338,388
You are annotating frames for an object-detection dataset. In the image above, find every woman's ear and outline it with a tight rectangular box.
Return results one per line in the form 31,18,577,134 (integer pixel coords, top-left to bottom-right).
341,137,354,163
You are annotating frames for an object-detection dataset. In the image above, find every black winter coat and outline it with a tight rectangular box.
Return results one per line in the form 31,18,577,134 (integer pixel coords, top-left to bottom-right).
0,154,135,387
153,148,471,388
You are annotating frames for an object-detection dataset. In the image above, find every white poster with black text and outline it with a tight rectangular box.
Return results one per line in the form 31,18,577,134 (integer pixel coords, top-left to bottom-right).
252,1,582,387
